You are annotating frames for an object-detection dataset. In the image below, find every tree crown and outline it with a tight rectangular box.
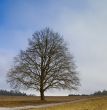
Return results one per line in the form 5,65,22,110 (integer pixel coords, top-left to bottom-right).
7,28,79,95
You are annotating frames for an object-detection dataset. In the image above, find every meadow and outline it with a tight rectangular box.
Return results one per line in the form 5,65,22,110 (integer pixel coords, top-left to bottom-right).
29,97,107,110
0,96,87,107
0,96,107,110
29,96,107,110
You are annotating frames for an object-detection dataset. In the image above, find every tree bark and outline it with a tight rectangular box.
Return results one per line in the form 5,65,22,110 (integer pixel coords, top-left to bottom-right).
40,90,45,100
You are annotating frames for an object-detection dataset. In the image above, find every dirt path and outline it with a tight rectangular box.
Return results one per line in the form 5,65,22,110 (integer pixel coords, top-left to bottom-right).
0,100,80,110
0,100,82,110
0,96,106,110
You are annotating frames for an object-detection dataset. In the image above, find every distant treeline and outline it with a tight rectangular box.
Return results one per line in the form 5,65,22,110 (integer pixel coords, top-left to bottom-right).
92,90,107,96
0,90,27,96
69,90,107,96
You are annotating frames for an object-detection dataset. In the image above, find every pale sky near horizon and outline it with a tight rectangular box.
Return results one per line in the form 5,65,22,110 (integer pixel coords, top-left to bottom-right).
0,0,107,96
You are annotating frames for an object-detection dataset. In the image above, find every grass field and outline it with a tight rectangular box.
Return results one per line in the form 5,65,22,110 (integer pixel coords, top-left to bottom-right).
29,96,107,110
0,95,107,110
0,96,88,107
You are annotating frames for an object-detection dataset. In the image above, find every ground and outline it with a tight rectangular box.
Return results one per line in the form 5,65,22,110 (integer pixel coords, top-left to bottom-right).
30,96,107,110
0,96,107,110
0,96,88,107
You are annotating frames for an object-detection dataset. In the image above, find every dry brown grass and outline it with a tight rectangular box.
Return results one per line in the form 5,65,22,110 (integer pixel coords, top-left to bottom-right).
30,96,107,110
0,96,89,107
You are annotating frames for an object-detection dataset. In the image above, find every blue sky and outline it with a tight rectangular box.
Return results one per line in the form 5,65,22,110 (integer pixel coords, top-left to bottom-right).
0,0,107,96
0,0,89,50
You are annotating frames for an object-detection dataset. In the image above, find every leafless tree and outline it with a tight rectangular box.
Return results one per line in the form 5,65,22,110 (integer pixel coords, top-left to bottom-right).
7,28,80,100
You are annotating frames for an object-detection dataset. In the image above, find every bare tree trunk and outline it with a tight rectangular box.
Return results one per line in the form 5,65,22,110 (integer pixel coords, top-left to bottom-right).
40,89,45,100
40,74,45,100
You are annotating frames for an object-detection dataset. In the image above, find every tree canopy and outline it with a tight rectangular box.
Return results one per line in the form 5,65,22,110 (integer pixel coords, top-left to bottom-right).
7,28,80,100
